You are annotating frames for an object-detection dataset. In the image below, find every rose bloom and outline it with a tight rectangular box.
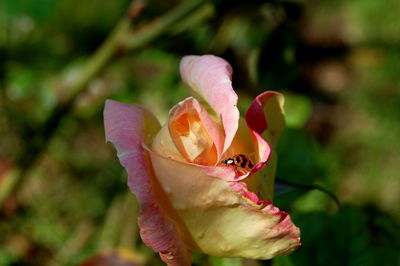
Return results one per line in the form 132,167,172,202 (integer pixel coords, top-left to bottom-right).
104,55,300,265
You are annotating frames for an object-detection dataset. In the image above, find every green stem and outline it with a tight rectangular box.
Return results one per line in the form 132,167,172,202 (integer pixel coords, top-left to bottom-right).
0,169,21,206
67,18,131,100
276,178,341,208
123,0,205,50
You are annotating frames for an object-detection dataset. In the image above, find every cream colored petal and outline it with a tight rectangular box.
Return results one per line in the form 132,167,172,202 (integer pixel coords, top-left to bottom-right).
152,122,186,162
222,118,255,160
147,149,301,259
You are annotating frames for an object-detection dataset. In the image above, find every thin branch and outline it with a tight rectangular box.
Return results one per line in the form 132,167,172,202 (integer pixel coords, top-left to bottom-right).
123,0,205,50
276,178,341,208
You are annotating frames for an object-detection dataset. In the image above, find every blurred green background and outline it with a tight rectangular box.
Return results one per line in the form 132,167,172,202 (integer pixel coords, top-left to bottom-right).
1,0,400,265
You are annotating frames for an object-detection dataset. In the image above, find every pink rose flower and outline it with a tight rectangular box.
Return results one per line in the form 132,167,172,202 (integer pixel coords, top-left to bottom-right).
104,55,300,265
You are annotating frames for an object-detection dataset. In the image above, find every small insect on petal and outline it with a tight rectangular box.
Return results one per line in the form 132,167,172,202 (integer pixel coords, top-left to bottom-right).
220,154,255,172
224,158,235,165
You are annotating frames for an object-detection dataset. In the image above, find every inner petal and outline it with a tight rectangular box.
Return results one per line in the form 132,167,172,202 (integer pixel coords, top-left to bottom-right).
168,98,221,166
174,114,215,164
221,118,257,164
180,117,205,161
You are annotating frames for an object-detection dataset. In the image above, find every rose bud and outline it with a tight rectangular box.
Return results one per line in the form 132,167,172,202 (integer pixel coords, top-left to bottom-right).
104,55,300,266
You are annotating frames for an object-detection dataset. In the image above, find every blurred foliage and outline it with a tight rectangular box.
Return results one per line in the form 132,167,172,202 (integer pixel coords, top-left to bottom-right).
1,0,400,265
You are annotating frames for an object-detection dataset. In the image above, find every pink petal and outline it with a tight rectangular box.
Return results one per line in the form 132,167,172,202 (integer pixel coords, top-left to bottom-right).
250,133,271,172
245,91,285,173
245,91,285,147
104,99,192,266
200,164,247,181
244,91,286,200
180,55,239,154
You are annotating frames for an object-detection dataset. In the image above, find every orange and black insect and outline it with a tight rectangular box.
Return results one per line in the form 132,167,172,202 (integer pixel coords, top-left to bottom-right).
221,154,254,172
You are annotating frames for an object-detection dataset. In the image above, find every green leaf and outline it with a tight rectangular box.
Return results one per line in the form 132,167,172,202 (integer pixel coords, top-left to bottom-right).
288,205,400,266
276,128,326,184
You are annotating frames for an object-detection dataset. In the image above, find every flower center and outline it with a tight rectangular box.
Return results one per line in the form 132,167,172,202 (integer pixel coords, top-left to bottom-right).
170,113,217,165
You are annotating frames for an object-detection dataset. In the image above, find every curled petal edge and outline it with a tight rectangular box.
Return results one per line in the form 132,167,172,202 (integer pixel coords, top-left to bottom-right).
180,55,240,154
230,181,301,245
104,99,192,266
244,91,286,200
245,91,285,147
244,91,285,180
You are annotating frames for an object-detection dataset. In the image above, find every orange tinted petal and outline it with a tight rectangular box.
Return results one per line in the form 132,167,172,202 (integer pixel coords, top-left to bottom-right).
168,97,223,165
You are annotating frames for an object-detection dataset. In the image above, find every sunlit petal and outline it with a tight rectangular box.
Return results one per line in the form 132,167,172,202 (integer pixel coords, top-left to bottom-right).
148,149,301,259
104,100,192,266
180,55,239,154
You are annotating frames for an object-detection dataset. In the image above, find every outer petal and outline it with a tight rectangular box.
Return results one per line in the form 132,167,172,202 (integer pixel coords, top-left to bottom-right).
148,149,301,259
245,91,285,200
180,55,239,154
104,100,192,266
245,91,285,147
